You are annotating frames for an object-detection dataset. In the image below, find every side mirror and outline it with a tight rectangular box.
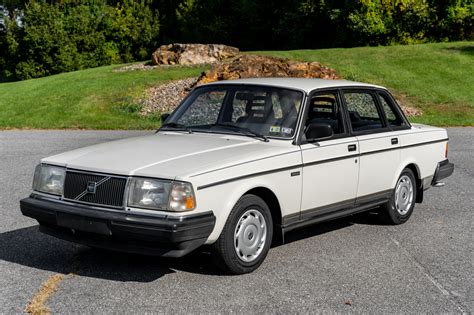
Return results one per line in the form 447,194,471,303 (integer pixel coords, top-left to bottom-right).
305,123,334,142
161,113,170,123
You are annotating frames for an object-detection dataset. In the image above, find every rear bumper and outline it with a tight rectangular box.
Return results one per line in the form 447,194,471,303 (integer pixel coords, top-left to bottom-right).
20,194,215,257
432,159,454,185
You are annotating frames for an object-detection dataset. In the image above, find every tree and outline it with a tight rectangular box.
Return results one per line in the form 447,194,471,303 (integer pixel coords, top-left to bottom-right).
0,0,160,80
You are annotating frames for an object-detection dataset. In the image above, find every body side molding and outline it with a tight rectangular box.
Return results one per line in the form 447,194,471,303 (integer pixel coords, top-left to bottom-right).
196,138,448,190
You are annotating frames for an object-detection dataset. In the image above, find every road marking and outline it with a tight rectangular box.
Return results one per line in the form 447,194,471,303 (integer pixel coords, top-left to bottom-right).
389,236,467,313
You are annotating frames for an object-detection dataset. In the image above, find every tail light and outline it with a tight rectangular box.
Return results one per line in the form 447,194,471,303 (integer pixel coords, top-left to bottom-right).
445,142,449,158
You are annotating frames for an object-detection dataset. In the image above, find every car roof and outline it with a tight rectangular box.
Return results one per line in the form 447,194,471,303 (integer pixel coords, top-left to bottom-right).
202,78,386,93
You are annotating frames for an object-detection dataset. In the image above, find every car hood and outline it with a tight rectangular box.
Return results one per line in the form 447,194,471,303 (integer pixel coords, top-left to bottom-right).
42,132,292,179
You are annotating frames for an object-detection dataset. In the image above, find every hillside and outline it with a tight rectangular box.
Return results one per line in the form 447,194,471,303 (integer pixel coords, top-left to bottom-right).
0,41,472,129
0,65,205,129
258,41,473,126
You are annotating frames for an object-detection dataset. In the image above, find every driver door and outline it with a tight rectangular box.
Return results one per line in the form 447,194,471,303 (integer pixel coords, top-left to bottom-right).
299,90,360,221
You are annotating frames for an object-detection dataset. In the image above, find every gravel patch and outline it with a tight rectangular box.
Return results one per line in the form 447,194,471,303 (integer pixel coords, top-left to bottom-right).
139,77,422,117
139,78,198,114
113,63,205,73
113,63,160,72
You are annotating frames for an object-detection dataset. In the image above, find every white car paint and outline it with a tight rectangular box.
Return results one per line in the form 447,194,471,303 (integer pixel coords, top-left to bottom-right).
38,78,450,245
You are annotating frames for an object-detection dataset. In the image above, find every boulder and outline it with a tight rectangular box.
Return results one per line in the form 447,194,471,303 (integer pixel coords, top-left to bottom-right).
151,43,239,65
196,55,340,85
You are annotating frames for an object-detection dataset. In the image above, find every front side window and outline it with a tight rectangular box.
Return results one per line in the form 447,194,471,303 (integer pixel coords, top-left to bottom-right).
165,85,304,139
305,92,345,136
344,91,385,132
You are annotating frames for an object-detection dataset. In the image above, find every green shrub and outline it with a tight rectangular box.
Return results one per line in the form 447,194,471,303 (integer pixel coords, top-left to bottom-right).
0,0,472,81
347,0,389,46
0,0,159,81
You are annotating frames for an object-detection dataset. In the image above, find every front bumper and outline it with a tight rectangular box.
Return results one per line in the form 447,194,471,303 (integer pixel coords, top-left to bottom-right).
432,159,454,185
20,194,215,257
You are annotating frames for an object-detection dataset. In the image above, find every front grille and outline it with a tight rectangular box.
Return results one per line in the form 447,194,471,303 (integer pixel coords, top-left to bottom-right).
63,171,127,208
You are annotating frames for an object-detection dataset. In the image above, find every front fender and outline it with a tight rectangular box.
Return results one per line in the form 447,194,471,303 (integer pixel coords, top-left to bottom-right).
195,170,301,243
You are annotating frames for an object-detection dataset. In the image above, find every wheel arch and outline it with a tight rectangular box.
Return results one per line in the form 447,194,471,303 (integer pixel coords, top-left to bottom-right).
244,187,282,226
203,181,286,244
401,162,424,203
243,186,284,246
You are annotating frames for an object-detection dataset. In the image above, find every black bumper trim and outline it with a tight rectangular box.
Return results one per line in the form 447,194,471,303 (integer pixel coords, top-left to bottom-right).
20,196,215,257
432,159,454,185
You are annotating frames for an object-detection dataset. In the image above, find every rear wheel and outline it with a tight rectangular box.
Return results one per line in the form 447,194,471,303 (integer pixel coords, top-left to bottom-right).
381,168,417,225
214,194,273,274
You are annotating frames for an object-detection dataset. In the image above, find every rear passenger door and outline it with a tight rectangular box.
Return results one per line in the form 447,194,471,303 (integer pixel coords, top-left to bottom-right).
342,89,401,201
298,91,359,222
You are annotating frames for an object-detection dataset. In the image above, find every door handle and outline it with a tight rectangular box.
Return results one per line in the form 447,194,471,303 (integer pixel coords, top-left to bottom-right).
391,138,398,145
348,144,357,152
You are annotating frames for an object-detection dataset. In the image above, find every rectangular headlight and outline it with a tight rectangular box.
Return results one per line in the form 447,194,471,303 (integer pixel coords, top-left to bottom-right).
127,178,196,212
32,164,66,195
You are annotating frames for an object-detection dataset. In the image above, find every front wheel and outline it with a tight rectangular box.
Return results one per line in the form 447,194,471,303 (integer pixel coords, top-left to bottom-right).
214,194,273,274
380,168,417,225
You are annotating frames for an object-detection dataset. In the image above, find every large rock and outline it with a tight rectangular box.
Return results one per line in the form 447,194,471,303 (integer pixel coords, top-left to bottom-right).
151,43,239,65
196,55,340,84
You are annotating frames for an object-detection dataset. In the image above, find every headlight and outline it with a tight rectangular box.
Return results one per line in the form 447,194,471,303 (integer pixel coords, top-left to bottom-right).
32,164,66,195
127,178,196,212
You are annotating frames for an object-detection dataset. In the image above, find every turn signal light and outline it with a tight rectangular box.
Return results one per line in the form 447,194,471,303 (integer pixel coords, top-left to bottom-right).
185,196,195,209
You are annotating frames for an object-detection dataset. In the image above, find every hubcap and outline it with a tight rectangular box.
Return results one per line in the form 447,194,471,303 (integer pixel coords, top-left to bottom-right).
234,209,267,263
395,175,414,215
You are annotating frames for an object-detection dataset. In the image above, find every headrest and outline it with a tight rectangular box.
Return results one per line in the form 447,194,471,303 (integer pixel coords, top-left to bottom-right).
311,96,335,105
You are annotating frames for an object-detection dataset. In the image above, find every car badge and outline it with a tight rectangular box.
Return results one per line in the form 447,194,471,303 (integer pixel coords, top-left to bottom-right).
86,181,97,194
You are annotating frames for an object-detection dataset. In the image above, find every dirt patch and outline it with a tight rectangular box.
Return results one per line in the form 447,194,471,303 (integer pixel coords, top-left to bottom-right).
197,54,340,84
25,248,82,315
26,274,65,315
391,92,423,117
400,105,423,117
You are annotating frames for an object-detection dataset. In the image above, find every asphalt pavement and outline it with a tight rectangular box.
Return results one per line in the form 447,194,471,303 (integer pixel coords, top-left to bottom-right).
0,128,472,313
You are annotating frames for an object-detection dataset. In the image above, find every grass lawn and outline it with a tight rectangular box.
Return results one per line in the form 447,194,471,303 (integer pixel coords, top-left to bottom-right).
0,41,472,129
0,64,205,129
255,41,474,126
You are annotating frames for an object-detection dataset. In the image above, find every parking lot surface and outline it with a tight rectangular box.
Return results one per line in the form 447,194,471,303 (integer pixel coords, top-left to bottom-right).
0,129,472,313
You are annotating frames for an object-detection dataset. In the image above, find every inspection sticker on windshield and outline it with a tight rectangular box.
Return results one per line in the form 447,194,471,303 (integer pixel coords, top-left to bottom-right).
269,126,281,133
281,127,293,134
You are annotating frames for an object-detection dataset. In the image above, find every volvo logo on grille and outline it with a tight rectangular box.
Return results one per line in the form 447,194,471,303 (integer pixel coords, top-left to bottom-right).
86,181,97,194
73,176,111,201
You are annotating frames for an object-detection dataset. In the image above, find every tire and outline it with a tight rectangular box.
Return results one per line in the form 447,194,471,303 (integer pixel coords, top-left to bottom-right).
214,194,273,274
380,168,417,225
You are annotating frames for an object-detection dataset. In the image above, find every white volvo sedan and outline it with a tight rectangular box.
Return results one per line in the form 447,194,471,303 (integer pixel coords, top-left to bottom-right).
21,78,454,274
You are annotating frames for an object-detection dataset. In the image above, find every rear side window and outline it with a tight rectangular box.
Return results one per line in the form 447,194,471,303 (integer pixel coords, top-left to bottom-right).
343,91,385,132
378,92,405,127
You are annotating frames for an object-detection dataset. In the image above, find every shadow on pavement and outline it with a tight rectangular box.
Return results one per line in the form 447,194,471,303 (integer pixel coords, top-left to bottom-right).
349,209,392,226
0,225,221,282
282,209,387,244
1,213,385,281
283,217,353,245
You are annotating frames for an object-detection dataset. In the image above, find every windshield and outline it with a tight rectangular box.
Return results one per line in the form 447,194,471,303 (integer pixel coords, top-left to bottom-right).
162,85,304,139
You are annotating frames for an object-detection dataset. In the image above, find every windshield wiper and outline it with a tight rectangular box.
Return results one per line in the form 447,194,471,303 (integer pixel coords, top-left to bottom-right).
212,123,269,142
159,122,193,134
